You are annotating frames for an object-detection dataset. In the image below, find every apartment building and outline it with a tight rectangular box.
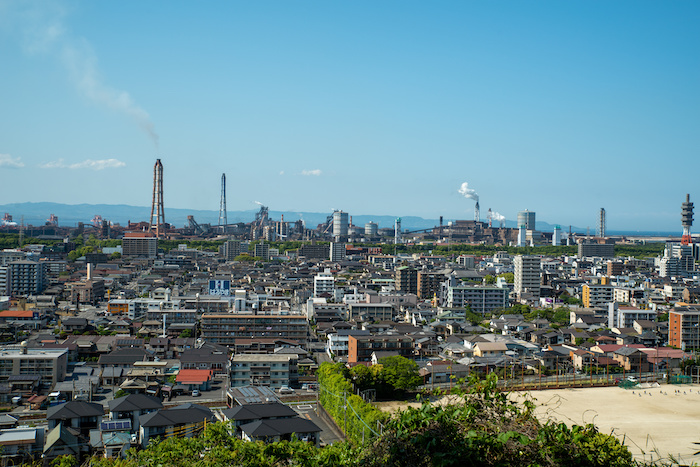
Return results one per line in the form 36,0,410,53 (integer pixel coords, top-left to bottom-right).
0,346,68,386
608,303,656,329
417,272,444,300
669,306,700,350
395,266,418,295
200,313,309,346
445,285,509,314
230,354,298,388
514,255,540,300
8,260,47,296
122,234,158,258
582,284,613,308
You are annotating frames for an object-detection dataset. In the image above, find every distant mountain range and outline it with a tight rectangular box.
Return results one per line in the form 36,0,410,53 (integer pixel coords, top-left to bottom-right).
0,202,672,236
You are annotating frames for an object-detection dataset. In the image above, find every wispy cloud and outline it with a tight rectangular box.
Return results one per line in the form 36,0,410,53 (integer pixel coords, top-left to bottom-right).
39,158,126,170
279,170,285,175
301,169,322,176
3,2,158,148
0,154,25,168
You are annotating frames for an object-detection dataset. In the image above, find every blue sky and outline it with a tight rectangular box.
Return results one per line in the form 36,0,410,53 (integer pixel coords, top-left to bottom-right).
0,1,698,231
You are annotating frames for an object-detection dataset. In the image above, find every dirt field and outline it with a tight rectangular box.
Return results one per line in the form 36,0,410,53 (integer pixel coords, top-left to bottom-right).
377,384,700,464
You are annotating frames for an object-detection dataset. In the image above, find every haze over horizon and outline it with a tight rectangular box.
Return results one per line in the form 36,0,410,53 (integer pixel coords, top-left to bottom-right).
1,1,698,232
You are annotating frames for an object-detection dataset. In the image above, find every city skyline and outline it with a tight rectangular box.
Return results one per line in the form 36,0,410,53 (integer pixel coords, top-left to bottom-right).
1,1,698,231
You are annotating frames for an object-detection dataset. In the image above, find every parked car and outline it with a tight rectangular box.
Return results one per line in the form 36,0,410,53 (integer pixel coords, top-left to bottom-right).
192,389,201,397
278,386,294,394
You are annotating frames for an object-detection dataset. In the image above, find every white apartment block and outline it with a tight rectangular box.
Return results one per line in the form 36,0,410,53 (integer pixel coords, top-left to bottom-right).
313,269,335,298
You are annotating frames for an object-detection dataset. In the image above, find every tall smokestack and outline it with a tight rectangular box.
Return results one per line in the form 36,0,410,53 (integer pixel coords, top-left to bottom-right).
474,201,480,223
149,159,165,237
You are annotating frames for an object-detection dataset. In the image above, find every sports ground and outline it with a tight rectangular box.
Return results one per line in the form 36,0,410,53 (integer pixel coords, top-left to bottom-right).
511,384,700,464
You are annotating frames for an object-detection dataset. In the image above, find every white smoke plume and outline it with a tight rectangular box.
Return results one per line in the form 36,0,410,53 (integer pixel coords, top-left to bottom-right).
491,211,505,223
458,182,479,202
253,201,263,206
2,2,159,149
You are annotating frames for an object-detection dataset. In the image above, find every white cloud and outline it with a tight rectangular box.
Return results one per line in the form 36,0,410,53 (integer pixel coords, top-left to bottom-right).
0,154,25,168
279,170,285,175
39,158,126,170
301,169,322,176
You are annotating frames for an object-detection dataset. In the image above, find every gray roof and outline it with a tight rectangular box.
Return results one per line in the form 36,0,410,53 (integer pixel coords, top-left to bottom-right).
222,402,296,422
108,394,163,413
47,401,104,420
139,404,214,428
240,417,320,437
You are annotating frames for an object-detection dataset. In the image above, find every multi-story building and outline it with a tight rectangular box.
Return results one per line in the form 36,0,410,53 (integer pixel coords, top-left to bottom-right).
514,255,540,300
348,303,395,322
230,354,298,388
669,306,700,350
577,241,614,259
608,303,656,329
607,261,624,276
298,244,329,259
122,234,158,258
0,345,67,386
313,269,334,298
219,240,241,261
417,271,443,300
395,266,417,295
8,260,47,296
445,285,509,314
254,242,270,261
329,242,346,262
347,334,414,363
200,313,309,347
582,284,613,309
613,287,646,306
0,267,8,295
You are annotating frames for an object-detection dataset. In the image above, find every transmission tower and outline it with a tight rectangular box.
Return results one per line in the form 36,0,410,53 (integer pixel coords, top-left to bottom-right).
219,173,227,229
149,159,165,237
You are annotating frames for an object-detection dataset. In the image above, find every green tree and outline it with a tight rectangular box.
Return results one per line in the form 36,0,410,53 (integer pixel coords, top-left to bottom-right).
483,274,496,284
498,272,514,283
378,355,422,394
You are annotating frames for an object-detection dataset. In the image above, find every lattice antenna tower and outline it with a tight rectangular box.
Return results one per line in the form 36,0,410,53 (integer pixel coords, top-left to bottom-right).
219,173,227,227
149,159,165,237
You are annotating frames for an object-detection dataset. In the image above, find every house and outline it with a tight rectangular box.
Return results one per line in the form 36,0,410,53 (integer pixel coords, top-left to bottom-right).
240,418,321,446
612,347,650,373
221,402,297,436
108,394,163,432
179,347,229,375
139,403,216,447
473,342,508,357
419,361,470,385
175,369,214,393
43,423,82,462
47,401,104,439
0,427,43,465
